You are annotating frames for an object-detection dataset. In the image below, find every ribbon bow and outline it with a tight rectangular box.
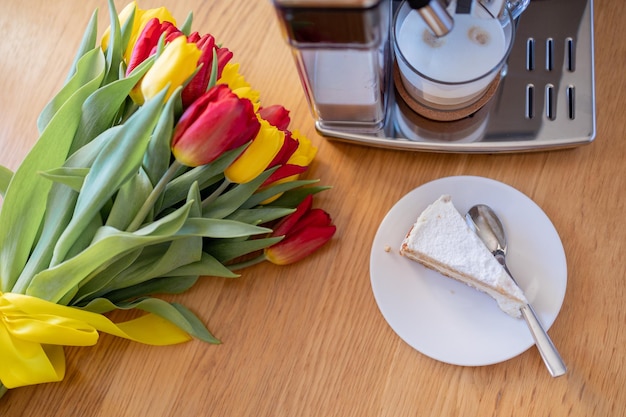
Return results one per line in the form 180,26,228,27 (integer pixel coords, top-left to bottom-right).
0,291,190,389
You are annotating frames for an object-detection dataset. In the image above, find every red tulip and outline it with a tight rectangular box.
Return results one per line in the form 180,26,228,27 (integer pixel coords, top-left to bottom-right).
171,84,260,167
126,18,182,76
182,32,233,108
258,105,290,131
261,131,306,186
255,107,302,187
264,195,336,265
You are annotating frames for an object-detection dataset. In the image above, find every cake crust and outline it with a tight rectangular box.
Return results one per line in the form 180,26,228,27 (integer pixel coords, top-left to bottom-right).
399,195,527,317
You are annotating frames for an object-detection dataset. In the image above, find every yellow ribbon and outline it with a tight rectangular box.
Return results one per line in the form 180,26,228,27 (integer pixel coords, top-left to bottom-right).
0,291,191,389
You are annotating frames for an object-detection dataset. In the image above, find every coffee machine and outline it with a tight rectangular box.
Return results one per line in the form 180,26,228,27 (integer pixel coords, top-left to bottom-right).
271,0,595,152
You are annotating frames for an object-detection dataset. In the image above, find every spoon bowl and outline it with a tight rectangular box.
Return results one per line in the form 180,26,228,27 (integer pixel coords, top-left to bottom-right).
466,205,509,269
465,204,567,377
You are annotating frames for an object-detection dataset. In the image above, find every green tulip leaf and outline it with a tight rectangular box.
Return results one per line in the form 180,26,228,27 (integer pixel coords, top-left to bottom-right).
88,240,198,298
71,247,144,305
186,181,202,217
202,168,276,219
160,168,221,211
27,202,193,303
50,89,167,266
10,127,124,293
177,218,271,239
207,49,219,91
225,207,296,225
65,9,98,82
0,48,105,292
164,251,238,277
168,301,220,343
82,245,236,303
71,56,154,153
79,296,220,344
38,167,89,192
27,202,269,303
75,181,207,303
159,144,246,211
97,276,200,304
180,11,193,36
267,185,333,208
206,236,283,263
0,165,13,197
11,183,79,294
143,87,180,186
103,0,125,85
37,47,105,134
105,168,154,230
67,124,123,166
66,211,104,260
90,185,206,298
241,179,319,209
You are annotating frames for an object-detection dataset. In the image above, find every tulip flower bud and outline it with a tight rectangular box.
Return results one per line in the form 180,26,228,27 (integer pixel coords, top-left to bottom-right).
172,84,260,167
125,6,177,64
262,130,316,191
258,105,290,131
138,36,201,105
101,2,177,64
264,195,336,265
261,132,304,187
287,130,317,167
218,63,261,108
126,18,182,76
224,119,285,184
182,33,233,109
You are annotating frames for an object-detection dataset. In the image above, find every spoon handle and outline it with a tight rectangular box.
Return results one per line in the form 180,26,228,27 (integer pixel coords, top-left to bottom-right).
519,303,567,377
497,259,567,377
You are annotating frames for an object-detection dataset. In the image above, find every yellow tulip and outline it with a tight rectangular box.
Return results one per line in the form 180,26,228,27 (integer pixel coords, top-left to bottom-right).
287,130,317,167
101,1,136,51
218,63,261,110
101,2,177,64
256,130,317,204
225,119,285,184
135,36,201,105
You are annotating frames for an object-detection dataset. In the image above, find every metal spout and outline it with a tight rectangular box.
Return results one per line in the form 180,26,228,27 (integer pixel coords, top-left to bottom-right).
408,0,454,37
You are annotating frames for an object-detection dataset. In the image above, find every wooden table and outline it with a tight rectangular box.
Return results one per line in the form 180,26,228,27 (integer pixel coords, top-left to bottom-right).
1,0,624,415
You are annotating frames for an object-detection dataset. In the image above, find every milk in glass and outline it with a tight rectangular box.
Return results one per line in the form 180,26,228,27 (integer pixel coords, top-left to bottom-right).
396,10,508,108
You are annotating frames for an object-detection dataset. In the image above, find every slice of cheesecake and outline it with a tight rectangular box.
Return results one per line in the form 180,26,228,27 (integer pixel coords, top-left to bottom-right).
399,195,527,318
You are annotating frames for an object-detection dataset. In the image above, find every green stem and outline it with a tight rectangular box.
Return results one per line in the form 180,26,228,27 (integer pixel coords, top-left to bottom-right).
127,161,183,232
201,178,231,209
119,100,139,124
0,382,8,399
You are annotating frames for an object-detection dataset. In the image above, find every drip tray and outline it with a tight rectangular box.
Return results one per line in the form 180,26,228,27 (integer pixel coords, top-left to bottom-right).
316,0,596,153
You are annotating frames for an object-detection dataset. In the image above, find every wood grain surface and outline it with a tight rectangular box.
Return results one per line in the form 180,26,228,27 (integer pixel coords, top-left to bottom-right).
0,0,624,416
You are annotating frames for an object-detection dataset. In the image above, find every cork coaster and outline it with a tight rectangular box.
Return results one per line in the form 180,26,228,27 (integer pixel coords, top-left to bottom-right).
393,62,501,122
395,90,493,140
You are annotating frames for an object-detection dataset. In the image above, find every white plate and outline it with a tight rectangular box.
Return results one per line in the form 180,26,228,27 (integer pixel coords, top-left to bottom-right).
370,176,567,366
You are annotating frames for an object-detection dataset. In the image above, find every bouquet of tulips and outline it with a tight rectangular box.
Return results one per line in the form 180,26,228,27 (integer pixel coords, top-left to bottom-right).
0,0,336,397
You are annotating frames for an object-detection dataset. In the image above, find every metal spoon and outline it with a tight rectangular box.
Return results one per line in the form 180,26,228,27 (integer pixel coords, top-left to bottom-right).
465,204,567,377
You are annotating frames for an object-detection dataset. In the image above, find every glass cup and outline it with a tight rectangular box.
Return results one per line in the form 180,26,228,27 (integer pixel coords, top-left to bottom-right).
393,0,515,112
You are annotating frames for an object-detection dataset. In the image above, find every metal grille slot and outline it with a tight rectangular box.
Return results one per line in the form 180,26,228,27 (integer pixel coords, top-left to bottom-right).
546,84,556,120
546,38,554,71
526,38,535,71
567,85,576,119
526,84,535,119
566,37,575,71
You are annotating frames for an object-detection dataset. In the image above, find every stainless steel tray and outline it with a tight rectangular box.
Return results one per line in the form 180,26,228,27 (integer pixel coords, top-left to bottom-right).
317,0,596,153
